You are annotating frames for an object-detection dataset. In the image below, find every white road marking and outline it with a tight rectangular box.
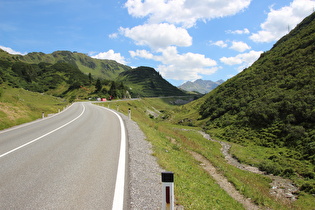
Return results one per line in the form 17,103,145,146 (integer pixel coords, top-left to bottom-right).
0,104,86,159
98,106,126,210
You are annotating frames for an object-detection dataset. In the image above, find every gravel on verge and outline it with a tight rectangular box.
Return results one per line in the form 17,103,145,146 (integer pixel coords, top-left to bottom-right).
120,114,163,209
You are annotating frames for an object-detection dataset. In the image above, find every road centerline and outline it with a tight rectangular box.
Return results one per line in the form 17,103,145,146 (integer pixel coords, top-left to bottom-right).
0,103,86,159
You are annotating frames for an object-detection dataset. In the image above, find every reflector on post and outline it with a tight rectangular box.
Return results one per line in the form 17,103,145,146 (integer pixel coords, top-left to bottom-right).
162,172,174,210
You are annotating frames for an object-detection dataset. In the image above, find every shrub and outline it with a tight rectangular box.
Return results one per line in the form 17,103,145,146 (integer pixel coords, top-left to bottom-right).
282,168,295,178
258,161,283,175
0,87,3,98
300,182,315,194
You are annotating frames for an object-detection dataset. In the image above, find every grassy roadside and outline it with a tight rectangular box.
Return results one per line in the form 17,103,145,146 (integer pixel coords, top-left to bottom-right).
100,98,244,209
0,86,69,130
98,98,314,209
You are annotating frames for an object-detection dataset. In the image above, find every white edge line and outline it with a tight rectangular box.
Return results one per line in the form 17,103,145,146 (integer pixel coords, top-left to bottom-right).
98,106,126,210
0,104,85,159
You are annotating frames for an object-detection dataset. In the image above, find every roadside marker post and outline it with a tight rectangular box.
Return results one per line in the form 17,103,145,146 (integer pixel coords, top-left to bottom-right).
128,108,131,120
162,172,174,210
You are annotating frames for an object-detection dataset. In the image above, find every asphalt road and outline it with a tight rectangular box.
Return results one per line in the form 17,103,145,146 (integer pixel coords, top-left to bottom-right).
0,102,127,209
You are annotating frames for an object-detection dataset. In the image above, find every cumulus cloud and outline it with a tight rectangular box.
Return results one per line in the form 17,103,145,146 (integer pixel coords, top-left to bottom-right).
120,23,192,49
220,50,263,69
125,0,251,28
109,33,118,39
226,28,250,34
220,56,243,66
130,46,218,81
250,0,315,43
229,41,251,52
129,49,154,59
91,49,127,64
0,46,26,55
210,40,251,52
210,40,228,48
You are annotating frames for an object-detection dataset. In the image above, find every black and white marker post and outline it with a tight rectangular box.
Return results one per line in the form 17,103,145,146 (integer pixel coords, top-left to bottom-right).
161,172,174,210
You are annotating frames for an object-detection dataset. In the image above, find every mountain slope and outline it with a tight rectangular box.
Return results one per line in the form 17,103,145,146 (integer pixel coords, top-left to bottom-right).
178,79,224,94
18,50,131,80
180,12,315,195
0,50,187,98
0,53,90,96
199,11,315,150
117,66,186,97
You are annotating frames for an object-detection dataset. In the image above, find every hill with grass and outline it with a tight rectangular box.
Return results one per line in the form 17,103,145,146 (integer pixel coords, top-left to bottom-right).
117,66,186,97
179,12,315,195
18,50,131,80
0,86,68,130
0,50,187,98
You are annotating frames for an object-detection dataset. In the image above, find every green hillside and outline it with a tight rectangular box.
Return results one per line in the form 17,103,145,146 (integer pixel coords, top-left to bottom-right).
0,54,87,95
0,50,187,98
0,86,68,130
117,66,186,97
18,50,131,80
179,12,315,195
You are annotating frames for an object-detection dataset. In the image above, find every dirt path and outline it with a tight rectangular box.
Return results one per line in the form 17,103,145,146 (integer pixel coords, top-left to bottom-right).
197,131,298,204
189,150,260,210
168,133,260,210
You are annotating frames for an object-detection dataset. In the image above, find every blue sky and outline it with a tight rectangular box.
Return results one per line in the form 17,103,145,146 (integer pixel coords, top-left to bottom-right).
1,0,314,86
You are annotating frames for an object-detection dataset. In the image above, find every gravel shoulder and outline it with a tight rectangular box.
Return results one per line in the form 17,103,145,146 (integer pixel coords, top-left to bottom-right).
120,114,163,209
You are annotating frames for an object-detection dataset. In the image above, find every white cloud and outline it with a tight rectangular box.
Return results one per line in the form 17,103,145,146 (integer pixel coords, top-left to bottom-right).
250,0,315,43
120,23,192,49
109,33,118,39
91,49,127,64
130,46,218,81
129,49,154,59
220,56,243,66
210,40,228,48
229,41,251,52
220,50,263,69
226,28,250,34
0,46,26,55
125,0,251,28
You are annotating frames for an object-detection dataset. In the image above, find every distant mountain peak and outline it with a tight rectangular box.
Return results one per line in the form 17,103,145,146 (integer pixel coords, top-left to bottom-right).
216,79,225,84
178,79,224,94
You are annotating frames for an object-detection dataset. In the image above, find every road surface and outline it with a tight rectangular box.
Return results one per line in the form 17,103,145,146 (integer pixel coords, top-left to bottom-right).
0,102,127,209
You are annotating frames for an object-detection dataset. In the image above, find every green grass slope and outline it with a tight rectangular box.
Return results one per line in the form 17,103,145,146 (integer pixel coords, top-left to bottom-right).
186,12,315,196
0,55,91,97
18,50,131,80
0,85,68,130
0,50,134,100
